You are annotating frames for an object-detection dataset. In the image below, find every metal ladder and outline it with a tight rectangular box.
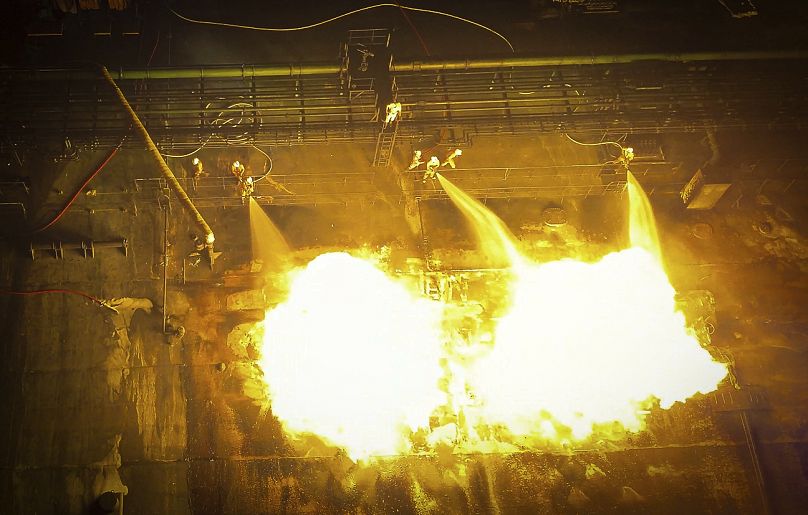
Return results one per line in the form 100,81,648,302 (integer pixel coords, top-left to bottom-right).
372,77,399,167
372,125,397,167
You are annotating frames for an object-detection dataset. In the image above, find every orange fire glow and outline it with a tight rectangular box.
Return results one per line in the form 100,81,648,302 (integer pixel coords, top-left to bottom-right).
258,252,446,461
257,173,727,460
465,247,728,444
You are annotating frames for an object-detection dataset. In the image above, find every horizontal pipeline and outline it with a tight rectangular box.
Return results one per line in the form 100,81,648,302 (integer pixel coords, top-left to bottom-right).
2,50,807,81
392,50,808,72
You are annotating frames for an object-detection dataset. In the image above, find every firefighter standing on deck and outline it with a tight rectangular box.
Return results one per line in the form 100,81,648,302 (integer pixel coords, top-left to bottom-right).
230,160,254,203
422,156,440,182
408,150,424,170
442,148,462,168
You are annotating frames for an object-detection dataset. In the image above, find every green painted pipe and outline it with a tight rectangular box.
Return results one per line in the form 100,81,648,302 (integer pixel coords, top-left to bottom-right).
392,50,808,72
114,63,341,80
1,63,340,81
3,50,807,81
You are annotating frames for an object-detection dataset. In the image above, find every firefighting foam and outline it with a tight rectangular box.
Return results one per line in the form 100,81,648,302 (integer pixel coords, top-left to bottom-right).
258,252,446,461
257,173,727,459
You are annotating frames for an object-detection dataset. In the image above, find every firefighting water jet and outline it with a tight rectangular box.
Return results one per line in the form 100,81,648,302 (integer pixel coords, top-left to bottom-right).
248,197,290,270
437,173,521,268
627,171,663,263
